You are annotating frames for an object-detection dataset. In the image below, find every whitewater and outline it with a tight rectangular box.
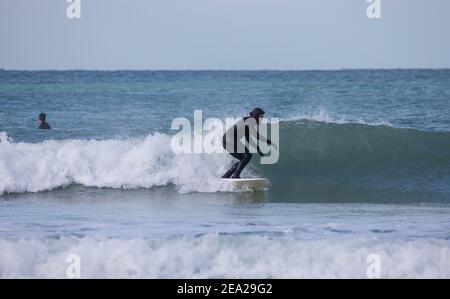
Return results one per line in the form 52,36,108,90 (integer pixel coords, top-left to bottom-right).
1,70,450,278
0,131,234,195
2,119,450,202
1,197,450,278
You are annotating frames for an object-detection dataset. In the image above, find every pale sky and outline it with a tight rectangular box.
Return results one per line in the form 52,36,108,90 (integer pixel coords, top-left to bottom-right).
1,0,449,70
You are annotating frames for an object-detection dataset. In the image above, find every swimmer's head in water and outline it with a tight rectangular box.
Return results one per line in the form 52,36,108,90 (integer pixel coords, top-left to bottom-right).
38,113,46,122
250,107,265,122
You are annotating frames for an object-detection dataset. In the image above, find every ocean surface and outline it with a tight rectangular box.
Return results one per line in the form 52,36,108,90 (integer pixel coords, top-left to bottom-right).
1,70,450,278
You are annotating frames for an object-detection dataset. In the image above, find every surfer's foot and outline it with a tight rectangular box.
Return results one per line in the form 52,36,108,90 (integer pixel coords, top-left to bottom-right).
230,175,241,179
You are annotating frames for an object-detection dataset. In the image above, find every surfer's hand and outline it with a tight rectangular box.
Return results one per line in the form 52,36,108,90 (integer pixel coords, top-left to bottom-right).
257,148,268,156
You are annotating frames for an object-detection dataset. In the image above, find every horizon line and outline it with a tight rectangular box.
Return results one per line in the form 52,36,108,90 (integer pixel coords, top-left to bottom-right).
1,67,450,72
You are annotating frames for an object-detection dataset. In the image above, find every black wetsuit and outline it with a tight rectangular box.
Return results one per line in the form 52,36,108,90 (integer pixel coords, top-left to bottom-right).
222,116,272,179
39,122,51,129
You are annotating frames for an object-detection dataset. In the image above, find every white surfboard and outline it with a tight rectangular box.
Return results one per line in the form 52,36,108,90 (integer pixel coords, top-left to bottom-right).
222,178,270,191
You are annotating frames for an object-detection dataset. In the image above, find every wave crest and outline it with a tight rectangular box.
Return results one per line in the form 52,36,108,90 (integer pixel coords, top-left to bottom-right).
0,133,232,195
2,119,450,201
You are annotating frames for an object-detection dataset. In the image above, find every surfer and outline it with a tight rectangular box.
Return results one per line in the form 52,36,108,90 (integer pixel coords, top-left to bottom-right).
222,107,275,179
38,113,51,129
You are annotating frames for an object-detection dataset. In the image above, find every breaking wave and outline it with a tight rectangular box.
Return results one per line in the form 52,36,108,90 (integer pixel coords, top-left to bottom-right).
1,234,450,278
2,118,450,202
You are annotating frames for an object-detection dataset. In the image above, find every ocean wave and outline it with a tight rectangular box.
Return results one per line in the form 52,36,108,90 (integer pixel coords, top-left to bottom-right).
2,119,450,201
0,132,234,195
283,108,393,127
258,120,450,202
1,234,450,278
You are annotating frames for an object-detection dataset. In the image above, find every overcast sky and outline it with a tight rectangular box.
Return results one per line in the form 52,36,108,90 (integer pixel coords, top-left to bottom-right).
1,0,449,70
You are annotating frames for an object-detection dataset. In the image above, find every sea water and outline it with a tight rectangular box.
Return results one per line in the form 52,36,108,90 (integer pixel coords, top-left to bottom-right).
1,70,450,278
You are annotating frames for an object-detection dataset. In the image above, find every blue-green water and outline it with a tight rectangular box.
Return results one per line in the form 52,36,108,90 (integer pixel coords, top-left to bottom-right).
1,70,450,278
2,70,450,201
2,70,450,143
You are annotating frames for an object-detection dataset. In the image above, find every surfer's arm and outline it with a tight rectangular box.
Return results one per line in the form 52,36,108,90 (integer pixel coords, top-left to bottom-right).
259,134,272,145
253,125,272,145
257,127,278,150
248,124,276,155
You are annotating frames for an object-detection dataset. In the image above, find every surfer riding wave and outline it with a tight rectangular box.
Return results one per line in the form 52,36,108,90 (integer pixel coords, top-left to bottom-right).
222,107,277,179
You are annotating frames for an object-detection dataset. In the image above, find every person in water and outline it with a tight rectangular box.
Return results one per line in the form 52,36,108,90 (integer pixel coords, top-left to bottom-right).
38,113,51,129
222,107,275,179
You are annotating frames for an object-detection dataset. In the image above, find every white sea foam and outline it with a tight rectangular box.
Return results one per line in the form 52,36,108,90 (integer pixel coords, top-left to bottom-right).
284,107,393,127
0,235,449,278
0,132,237,195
